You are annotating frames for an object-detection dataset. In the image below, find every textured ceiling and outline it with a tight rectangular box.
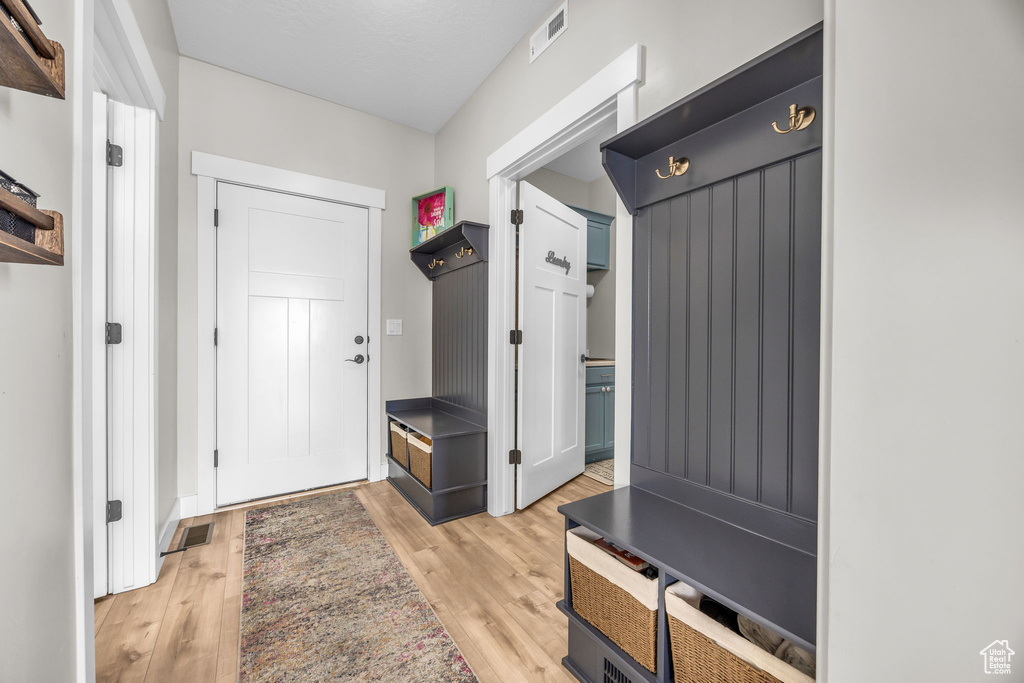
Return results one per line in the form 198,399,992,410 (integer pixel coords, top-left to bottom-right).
166,0,556,133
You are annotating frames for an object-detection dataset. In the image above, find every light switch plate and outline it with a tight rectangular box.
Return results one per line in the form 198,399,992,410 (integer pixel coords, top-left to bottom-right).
386,319,403,336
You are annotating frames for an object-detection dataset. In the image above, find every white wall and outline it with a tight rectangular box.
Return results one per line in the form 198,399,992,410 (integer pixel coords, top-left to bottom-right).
0,0,78,679
586,174,616,359
824,1,1024,680
176,57,435,496
435,0,823,223
125,0,180,541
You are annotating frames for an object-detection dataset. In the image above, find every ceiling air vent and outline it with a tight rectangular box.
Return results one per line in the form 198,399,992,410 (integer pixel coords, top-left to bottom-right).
529,1,568,63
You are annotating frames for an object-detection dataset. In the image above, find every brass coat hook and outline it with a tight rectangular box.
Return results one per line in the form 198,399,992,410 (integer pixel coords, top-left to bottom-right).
456,246,474,258
428,258,444,270
655,156,690,180
772,104,816,134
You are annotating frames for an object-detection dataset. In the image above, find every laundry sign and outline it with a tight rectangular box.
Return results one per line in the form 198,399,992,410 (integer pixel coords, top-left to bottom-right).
546,250,571,275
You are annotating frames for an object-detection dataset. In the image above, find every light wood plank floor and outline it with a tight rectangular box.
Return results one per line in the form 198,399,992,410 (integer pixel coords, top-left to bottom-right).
94,475,610,682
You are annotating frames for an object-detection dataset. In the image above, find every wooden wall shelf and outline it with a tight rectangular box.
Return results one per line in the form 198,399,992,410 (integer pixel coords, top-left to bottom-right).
0,185,63,265
0,0,65,99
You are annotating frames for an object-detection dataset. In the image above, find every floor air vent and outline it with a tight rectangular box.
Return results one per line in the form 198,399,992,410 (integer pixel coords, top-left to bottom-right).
603,658,632,683
179,522,215,549
160,521,215,557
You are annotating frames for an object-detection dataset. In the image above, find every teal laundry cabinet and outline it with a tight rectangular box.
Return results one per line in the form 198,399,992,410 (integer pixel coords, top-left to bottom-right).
569,206,613,271
584,365,614,462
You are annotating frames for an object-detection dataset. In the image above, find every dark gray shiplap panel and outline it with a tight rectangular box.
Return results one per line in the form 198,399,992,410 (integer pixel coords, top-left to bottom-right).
432,262,488,413
708,181,735,492
733,172,762,504
632,153,821,523
631,208,652,471
791,152,822,519
666,194,689,479
686,188,711,484
649,200,672,475
759,162,793,512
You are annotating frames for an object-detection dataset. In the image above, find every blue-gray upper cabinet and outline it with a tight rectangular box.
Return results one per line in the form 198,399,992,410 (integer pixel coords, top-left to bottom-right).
569,206,613,271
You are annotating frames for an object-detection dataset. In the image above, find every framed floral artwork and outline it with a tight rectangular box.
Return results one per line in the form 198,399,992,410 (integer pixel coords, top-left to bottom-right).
411,186,454,247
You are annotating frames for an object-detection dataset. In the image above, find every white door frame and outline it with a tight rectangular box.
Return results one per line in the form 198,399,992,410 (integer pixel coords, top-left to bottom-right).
192,152,385,516
485,44,642,516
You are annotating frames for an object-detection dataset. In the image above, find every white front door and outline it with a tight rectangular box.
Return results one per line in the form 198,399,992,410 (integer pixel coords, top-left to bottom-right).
516,181,588,508
216,183,369,505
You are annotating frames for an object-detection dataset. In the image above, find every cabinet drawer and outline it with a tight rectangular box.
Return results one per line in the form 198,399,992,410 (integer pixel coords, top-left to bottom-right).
586,366,615,386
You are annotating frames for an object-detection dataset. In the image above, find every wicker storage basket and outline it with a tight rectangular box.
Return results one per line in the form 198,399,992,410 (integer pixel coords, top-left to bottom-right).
389,421,409,468
665,585,814,683
566,527,658,672
407,432,433,488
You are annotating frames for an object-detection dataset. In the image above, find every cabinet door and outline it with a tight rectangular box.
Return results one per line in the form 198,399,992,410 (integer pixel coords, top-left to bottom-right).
585,386,606,453
603,385,615,450
587,220,609,270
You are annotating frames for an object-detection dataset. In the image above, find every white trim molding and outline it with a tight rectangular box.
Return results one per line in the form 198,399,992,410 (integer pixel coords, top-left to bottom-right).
192,152,386,210
485,44,643,516
94,0,166,119
192,153,385,515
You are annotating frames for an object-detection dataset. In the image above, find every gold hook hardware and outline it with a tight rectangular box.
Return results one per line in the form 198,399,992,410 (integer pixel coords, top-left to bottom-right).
428,258,444,270
456,246,474,258
655,156,690,180
772,104,816,134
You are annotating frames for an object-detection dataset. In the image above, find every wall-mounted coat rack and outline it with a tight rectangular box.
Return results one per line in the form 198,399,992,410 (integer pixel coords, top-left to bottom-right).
0,0,66,99
410,221,489,280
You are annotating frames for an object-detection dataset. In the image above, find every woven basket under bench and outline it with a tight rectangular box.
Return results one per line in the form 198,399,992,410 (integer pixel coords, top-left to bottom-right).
389,421,409,468
567,527,659,672
665,586,814,683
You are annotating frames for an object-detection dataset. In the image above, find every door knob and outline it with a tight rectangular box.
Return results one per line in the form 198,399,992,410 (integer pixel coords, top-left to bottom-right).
354,335,364,345
346,354,365,364
580,354,590,364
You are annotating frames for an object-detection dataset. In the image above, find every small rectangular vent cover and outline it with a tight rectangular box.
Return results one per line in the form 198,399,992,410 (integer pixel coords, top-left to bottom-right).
603,658,632,683
178,522,215,550
529,1,568,63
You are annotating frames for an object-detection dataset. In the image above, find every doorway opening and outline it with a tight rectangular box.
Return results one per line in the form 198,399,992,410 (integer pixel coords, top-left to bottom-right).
485,45,643,516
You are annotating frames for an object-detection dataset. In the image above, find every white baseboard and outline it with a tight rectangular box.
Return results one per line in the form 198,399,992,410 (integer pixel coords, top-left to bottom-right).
377,460,388,482
154,494,200,575
179,494,198,519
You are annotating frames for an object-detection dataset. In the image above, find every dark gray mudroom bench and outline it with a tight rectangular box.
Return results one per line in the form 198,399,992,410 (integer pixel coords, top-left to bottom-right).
386,221,489,525
559,24,823,683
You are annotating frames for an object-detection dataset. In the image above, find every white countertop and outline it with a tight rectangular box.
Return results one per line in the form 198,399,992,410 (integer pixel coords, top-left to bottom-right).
585,359,615,367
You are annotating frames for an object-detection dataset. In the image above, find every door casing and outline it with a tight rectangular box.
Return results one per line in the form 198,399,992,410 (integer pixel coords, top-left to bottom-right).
191,153,385,516
484,45,642,516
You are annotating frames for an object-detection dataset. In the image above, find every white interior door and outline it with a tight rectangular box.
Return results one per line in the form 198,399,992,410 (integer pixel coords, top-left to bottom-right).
516,181,588,508
106,99,157,594
216,183,369,505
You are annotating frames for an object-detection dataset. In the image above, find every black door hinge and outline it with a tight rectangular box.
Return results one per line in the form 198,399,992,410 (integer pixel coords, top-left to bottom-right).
106,140,123,167
214,328,218,346
106,322,122,345
511,209,524,226
106,500,123,524
509,329,523,345
214,449,219,468
508,449,522,465
214,208,219,227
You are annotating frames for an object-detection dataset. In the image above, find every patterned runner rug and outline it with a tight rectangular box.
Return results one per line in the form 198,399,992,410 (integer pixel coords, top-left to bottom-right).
240,491,476,682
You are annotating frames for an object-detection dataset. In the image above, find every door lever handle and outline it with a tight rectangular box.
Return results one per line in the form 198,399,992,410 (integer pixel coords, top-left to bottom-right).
580,354,590,364
346,354,365,364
